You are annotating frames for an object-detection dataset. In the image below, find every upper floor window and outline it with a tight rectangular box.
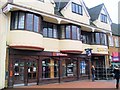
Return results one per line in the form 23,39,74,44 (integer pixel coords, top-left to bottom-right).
115,37,119,47
72,2,82,15
43,22,58,38
93,32,107,45
101,14,107,23
60,25,81,40
11,11,42,33
81,31,92,44
108,36,114,46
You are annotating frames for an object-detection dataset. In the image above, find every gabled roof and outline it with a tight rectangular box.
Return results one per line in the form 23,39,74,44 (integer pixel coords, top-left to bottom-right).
88,3,103,21
54,0,70,16
88,3,112,24
54,0,90,17
111,23,120,36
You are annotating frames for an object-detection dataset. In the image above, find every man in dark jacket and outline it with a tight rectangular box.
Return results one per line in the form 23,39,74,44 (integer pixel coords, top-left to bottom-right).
113,65,120,89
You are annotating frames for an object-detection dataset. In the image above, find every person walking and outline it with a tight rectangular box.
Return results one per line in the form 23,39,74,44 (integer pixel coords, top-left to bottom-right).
91,65,95,81
113,65,120,89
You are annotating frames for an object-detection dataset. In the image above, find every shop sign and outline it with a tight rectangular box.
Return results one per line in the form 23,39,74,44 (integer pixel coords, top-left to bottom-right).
97,48,108,52
112,52,120,62
52,52,67,56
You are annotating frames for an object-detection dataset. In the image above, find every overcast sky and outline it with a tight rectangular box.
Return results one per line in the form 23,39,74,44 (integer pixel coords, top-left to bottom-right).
83,0,119,24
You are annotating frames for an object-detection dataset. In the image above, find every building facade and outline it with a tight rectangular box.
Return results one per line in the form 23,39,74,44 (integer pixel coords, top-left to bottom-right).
109,23,120,67
0,0,112,89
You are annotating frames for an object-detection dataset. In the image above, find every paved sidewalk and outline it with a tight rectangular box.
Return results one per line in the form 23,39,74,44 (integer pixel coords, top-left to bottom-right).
15,80,118,89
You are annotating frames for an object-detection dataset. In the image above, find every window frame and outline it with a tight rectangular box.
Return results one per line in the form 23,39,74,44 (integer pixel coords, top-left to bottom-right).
92,32,107,45
42,58,59,79
11,11,42,34
101,13,107,23
72,2,83,15
62,59,77,77
60,24,81,40
108,36,114,47
42,21,58,39
81,31,92,44
115,37,120,48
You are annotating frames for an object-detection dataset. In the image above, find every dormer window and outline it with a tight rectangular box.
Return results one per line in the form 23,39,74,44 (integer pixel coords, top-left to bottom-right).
72,2,82,15
101,14,107,23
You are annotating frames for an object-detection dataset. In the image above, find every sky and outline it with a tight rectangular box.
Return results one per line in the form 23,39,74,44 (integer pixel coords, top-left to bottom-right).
83,0,119,24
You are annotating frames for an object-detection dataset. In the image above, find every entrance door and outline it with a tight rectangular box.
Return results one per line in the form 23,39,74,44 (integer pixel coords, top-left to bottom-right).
14,59,38,85
14,60,25,84
27,60,38,83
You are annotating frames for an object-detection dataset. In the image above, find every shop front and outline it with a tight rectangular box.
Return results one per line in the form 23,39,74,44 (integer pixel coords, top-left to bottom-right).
111,52,120,68
8,49,91,88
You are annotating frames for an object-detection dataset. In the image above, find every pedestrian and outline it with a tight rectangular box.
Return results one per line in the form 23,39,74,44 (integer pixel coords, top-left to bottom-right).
91,65,95,81
113,65,120,89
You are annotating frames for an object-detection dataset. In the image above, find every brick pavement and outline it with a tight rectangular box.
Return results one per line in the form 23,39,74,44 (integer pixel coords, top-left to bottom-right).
14,80,118,89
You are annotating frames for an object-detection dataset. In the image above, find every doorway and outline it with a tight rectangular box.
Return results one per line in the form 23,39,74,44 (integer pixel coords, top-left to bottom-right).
13,59,38,85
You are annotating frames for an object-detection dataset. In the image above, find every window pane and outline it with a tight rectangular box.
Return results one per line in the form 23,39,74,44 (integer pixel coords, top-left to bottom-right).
101,33,105,45
80,61,88,75
82,35,87,43
72,26,77,39
66,26,71,39
61,26,65,38
104,34,107,45
115,37,119,47
54,60,58,77
95,33,100,44
77,27,80,40
53,25,57,38
34,15,39,32
72,3,76,12
48,24,53,37
26,13,33,31
109,36,114,46
72,2,82,15
62,60,66,77
66,60,77,76
18,12,25,29
11,12,18,29
101,14,107,23
76,5,79,13
42,59,50,78
43,22,47,37
78,5,82,15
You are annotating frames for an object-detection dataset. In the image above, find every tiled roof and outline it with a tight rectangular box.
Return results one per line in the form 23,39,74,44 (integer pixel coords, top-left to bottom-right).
111,23,120,36
54,0,70,16
88,3,103,21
